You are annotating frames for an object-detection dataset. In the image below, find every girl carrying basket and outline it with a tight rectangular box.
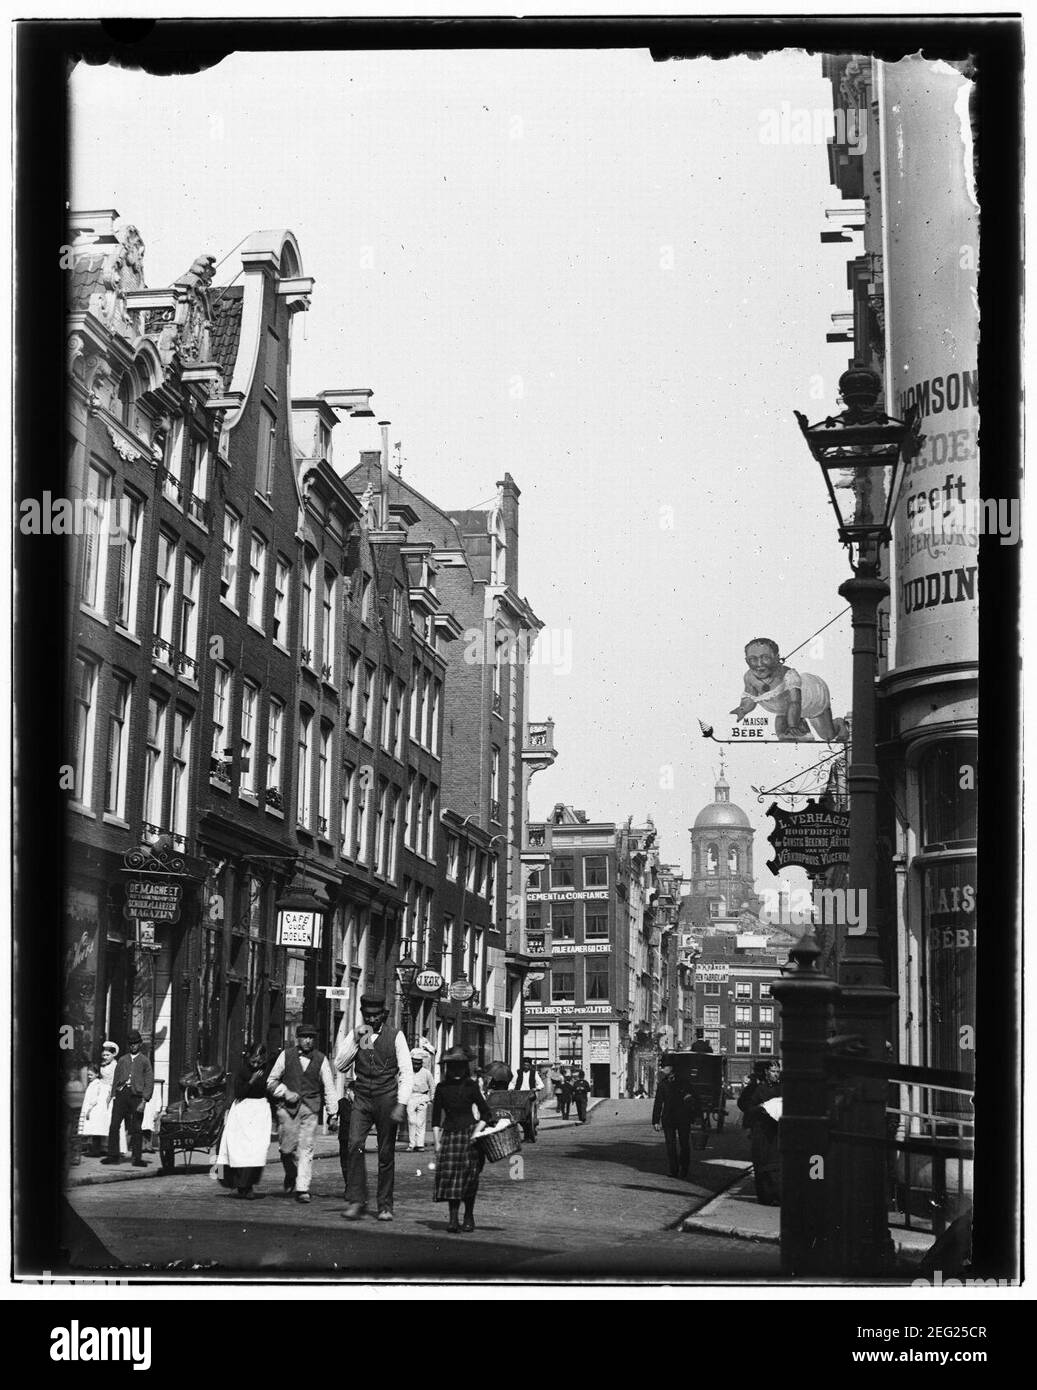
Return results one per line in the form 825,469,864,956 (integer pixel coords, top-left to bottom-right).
432,1045,495,1233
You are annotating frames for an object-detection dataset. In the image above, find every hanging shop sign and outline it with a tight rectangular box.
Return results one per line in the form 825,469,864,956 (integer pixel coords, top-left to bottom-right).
276,909,323,950
414,969,444,995
765,799,850,874
123,879,182,923
318,986,349,1001
882,55,980,670
449,979,475,1003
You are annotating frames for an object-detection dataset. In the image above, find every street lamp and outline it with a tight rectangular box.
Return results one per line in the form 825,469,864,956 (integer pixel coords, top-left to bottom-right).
787,364,922,1275
396,948,419,1045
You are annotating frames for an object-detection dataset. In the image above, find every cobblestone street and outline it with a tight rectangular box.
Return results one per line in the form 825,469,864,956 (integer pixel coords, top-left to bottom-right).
64,1099,780,1279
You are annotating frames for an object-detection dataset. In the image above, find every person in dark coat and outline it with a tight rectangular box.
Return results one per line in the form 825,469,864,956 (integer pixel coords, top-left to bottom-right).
689,1028,713,1054
101,1029,154,1167
571,1069,592,1123
738,1060,782,1205
557,1068,574,1119
432,1046,495,1233
652,1064,701,1179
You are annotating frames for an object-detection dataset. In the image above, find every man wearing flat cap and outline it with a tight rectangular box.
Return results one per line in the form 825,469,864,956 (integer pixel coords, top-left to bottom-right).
101,1029,154,1167
334,991,414,1221
267,1021,339,1203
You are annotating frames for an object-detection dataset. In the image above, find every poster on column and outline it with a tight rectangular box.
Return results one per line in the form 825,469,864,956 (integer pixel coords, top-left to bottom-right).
882,56,980,670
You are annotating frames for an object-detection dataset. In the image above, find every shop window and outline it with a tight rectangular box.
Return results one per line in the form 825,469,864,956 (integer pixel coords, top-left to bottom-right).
522,1026,550,1063
919,739,978,851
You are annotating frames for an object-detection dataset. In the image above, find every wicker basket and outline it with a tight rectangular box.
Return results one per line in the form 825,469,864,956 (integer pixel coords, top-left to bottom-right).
475,1121,522,1163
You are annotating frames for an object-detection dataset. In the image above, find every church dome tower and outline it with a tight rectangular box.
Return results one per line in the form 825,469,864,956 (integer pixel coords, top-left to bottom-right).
688,755,759,930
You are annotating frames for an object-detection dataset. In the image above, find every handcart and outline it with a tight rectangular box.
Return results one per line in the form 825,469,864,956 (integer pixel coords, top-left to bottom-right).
157,1063,230,1172
660,1051,729,1136
486,1088,539,1142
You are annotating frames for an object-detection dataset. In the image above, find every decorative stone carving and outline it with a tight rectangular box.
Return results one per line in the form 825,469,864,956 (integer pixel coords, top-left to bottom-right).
106,426,145,464
67,333,86,379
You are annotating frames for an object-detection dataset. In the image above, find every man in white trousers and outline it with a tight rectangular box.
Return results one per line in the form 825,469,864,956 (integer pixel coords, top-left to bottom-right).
406,1048,435,1152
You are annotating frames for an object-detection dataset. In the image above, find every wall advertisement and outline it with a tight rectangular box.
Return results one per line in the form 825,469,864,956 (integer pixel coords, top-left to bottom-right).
881,56,980,671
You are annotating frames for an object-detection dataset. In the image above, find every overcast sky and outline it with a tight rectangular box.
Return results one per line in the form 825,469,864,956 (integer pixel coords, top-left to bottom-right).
70,45,858,894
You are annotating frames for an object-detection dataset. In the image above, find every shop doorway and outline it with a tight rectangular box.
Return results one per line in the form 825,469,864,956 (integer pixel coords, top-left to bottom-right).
590,1063,610,1098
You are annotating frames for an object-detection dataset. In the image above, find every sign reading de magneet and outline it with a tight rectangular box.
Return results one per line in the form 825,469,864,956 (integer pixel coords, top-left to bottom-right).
123,880,182,923
883,55,980,671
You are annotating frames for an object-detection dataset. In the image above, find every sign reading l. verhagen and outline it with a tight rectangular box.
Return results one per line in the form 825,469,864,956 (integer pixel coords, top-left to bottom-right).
882,56,980,670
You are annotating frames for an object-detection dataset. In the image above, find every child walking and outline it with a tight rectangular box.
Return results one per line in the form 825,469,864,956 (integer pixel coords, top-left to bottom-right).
432,1045,494,1233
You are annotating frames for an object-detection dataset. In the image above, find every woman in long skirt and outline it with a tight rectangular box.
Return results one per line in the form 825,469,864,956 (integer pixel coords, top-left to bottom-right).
217,1044,274,1200
432,1045,495,1233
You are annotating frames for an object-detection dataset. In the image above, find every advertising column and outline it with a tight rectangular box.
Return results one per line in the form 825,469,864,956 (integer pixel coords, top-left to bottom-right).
879,56,979,1109
881,55,980,669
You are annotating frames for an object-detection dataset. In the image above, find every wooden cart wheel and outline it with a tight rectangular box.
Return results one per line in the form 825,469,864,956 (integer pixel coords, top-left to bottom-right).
524,1107,538,1143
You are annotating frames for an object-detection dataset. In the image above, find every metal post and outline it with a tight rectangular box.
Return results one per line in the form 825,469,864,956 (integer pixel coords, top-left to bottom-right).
831,569,898,1274
771,935,839,1275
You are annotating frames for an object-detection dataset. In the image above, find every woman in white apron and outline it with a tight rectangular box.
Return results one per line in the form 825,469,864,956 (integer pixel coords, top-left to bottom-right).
217,1044,274,1199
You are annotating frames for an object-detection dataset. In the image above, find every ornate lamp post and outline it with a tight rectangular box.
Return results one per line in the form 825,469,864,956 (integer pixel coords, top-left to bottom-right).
396,949,419,1046
788,364,922,1274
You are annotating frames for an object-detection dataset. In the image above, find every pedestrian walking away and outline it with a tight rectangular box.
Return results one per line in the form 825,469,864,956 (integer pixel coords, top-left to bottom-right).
218,1043,275,1199
335,992,413,1221
689,1028,714,1054
571,1069,591,1123
267,1022,339,1203
432,1046,495,1233
101,1030,154,1167
652,1063,700,1180
406,1047,435,1151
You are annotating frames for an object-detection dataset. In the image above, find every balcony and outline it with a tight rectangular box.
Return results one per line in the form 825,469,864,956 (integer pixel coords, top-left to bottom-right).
186,492,210,527
264,787,284,811
522,719,558,778
160,469,183,506
209,757,232,787
141,822,188,853
152,635,174,666
176,652,198,682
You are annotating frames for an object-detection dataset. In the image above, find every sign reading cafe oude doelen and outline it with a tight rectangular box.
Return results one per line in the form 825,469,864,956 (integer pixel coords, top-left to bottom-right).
765,799,850,875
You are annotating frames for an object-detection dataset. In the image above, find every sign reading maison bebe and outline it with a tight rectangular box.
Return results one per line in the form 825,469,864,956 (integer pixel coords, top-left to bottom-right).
124,880,182,923
765,800,850,875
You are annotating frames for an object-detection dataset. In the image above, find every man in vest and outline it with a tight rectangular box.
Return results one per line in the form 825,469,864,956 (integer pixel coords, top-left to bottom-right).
100,1029,154,1167
267,1022,339,1204
334,991,413,1221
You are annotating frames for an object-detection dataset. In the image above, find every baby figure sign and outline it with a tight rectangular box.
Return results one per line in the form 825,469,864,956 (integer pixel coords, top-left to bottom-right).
731,638,848,743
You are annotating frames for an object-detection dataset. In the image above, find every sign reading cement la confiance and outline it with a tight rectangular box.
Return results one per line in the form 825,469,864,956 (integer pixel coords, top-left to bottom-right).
527,888,609,903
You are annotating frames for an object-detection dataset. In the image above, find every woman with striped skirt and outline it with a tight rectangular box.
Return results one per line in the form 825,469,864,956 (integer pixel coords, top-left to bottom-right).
432,1046,494,1233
